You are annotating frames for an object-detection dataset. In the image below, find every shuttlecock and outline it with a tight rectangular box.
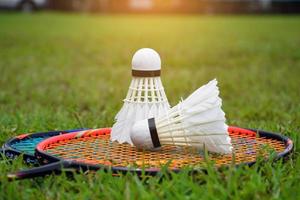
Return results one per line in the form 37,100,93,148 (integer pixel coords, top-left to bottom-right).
111,48,170,145
130,79,232,154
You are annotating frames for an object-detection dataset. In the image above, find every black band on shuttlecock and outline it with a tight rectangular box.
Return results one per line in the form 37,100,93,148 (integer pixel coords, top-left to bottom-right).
132,70,161,77
148,118,161,148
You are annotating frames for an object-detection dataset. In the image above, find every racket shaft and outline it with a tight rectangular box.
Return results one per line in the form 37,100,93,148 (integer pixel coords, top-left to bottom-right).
7,161,73,180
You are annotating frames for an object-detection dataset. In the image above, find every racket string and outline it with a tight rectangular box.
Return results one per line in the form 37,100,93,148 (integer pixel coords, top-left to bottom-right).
43,129,286,169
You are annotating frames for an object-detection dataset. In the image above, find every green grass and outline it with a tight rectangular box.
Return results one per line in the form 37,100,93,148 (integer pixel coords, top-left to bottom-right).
0,12,300,199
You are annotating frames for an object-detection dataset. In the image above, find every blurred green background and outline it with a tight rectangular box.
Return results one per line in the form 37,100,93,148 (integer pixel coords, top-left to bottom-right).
0,12,299,199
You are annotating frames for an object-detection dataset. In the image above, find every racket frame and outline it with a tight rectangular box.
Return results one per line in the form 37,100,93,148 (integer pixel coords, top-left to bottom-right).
37,127,293,175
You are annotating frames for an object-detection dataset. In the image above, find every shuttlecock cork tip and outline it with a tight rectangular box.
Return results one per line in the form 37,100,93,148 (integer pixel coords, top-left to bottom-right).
131,119,154,150
132,48,161,72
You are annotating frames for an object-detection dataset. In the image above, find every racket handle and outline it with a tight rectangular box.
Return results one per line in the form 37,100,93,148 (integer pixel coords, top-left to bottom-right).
7,161,73,180
0,147,4,160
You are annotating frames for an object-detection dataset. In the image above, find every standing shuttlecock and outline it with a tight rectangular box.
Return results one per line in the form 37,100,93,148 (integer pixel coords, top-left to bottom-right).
111,48,170,145
130,79,232,154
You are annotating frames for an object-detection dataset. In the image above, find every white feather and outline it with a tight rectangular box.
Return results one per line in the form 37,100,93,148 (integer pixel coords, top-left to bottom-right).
182,79,219,109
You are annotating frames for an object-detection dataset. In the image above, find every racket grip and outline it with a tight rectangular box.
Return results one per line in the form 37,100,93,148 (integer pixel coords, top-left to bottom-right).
7,161,73,180
0,147,5,160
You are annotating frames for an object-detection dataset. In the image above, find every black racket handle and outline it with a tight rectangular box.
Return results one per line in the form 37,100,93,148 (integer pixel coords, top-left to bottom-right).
0,147,5,160
0,147,4,156
7,161,74,180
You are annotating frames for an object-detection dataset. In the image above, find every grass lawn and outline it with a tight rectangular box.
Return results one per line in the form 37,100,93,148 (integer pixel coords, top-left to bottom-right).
0,12,299,199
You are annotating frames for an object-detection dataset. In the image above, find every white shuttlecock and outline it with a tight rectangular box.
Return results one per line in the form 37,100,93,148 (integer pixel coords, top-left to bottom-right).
111,48,170,145
130,79,232,154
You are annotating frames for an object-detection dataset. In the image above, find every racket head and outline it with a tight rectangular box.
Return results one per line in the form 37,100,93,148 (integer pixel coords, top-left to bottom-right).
34,126,293,175
1,128,88,164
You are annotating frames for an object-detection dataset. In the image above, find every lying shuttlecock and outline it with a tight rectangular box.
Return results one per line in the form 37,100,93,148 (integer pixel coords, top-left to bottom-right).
111,48,170,144
130,79,232,154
